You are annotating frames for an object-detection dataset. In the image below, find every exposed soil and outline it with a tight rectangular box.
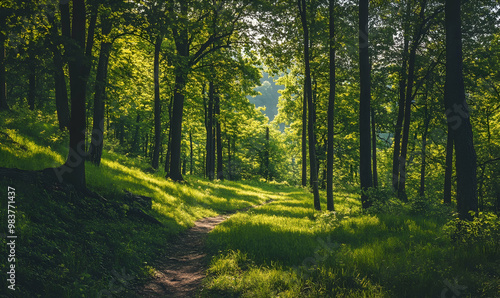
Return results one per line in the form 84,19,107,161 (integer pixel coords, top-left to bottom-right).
136,199,273,297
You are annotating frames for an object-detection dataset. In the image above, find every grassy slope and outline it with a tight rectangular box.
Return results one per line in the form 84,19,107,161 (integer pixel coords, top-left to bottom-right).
0,110,278,297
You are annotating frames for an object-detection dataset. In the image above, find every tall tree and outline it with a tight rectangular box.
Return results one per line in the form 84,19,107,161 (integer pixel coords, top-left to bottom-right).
215,92,223,180
54,0,88,189
359,0,373,208
47,11,70,129
89,13,113,165
444,0,478,220
151,34,163,169
298,0,320,210
326,0,336,211
167,1,247,181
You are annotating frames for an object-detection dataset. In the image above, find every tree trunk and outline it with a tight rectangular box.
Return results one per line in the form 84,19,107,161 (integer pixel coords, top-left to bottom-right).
445,0,478,220
397,43,417,201
205,81,215,180
299,0,320,210
443,129,453,204
359,0,373,208
56,0,87,189
371,107,378,188
0,10,8,111
326,0,336,211
397,1,427,200
168,1,189,182
48,14,70,129
392,3,410,192
265,126,270,180
189,130,193,175
227,135,232,180
152,35,163,169
89,16,112,165
301,82,307,185
419,106,431,197
164,96,173,173
215,93,223,180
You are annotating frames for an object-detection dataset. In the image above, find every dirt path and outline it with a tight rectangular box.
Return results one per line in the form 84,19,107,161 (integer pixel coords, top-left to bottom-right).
136,199,273,297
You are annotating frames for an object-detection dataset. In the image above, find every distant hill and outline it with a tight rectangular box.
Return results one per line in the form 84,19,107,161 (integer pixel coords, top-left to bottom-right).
248,72,283,122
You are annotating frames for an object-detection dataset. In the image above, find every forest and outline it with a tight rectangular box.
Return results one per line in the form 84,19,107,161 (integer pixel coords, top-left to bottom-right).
0,0,499,297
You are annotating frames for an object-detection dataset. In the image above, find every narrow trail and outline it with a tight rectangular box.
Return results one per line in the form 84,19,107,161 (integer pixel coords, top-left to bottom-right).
136,199,273,297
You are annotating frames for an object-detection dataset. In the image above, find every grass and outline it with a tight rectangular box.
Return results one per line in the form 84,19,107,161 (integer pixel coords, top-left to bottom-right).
1,109,499,297
0,110,283,297
201,187,500,297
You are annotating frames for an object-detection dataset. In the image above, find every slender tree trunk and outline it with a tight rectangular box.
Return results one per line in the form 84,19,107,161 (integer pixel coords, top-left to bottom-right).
152,35,163,169
398,1,427,200
0,10,8,111
215,93,223,180
443,129,453,204
326,0,336,211
359,0,373,208
445,0,478,220
228,135,232,180
131,114,141,153
164,96,173,174
206,81,215,180
302,86,307,185
419,106,431,197
371,107,378,188
392,36,409,191
397,43,418,200
48,14,70,129
89,16,112,165
265,127,270,180
299,0,320,210
189,130,193,175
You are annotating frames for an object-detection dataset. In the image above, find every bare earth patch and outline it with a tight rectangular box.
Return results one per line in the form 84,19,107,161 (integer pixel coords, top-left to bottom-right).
137,200,273,297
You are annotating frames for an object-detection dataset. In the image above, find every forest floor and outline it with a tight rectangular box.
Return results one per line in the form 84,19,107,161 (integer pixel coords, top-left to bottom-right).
136,199,273,297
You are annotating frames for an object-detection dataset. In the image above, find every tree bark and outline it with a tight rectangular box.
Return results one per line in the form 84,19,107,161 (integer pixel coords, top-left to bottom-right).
443,129,453,204
48,14,70,129
189,129,193,175
89,16,112,165
164,96,173,174
168,2,189,182
205,81,215,180
265,126,270,180
392,35,409,192
371,107,378,188
326,0,336,211
57,0,87,189
419,105,431,197
215,93,223,180
152,35,163,169
445,0,478,220
359,0,373,208
299,0,320,210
